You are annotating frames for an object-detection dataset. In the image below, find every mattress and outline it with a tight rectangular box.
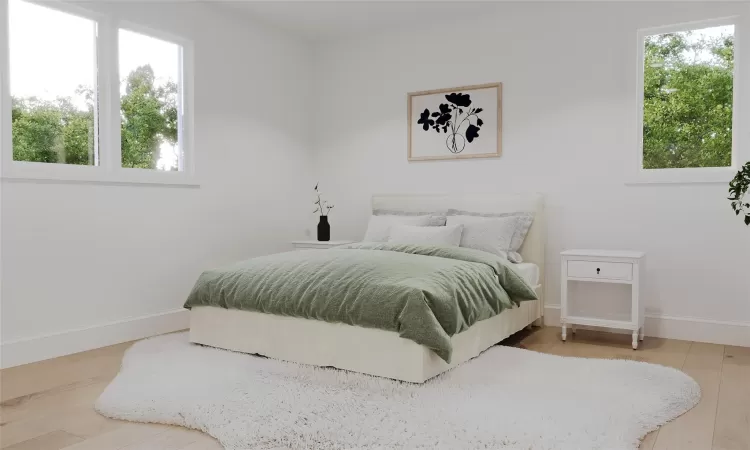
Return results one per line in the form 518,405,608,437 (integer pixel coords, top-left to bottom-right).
511,262,540,287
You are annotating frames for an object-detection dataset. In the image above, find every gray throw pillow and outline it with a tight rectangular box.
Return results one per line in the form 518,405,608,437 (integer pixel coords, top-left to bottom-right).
446,209,534,262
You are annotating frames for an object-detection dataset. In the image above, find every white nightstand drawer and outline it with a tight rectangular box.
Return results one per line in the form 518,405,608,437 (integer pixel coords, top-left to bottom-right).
567,260,632,281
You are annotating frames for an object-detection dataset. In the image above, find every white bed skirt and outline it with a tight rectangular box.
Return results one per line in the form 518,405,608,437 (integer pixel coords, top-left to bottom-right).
189,299,541,383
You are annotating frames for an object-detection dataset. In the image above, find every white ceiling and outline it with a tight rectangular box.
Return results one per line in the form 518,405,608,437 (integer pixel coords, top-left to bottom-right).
219,1,505,41
218,0,736,41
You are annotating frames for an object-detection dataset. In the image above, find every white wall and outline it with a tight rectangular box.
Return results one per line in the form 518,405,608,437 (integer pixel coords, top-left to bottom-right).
3,1,747,367
312,2,750,343
0,2,314,366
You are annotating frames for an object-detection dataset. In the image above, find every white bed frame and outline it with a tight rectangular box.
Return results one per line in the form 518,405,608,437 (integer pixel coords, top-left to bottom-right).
190,193,545,383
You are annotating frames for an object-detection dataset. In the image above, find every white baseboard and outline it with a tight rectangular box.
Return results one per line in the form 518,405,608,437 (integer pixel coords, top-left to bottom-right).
2,306,745,369
0,309,189,369
544,305,750,347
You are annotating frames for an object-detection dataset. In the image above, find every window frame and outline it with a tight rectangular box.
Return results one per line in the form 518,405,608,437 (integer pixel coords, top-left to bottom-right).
0,0,196,186
631,16,744,185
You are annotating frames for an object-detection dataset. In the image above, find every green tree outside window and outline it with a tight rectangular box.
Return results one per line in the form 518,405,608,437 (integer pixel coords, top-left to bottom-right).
11,64,178,170
642,26,734,169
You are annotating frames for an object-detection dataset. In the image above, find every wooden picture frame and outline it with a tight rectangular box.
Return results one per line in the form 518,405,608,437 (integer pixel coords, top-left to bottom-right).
407,82,502,161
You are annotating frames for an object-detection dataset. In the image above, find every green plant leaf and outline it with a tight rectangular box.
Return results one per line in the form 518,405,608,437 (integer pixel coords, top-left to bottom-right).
729,161,750,225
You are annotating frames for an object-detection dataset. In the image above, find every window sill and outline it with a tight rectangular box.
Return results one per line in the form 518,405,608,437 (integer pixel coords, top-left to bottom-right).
1,163,200,187
626,167,735,186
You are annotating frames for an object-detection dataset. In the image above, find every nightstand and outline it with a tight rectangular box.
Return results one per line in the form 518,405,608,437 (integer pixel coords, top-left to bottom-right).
291,240,355,250
560,249,646,349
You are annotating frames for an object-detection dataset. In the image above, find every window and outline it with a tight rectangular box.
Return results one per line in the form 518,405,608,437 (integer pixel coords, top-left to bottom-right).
1,0,194,184
635,18,740,184
9,0,98,166
119,29,182,172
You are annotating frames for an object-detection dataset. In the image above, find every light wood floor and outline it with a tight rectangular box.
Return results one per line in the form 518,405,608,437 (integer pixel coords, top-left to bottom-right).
1,327,748,450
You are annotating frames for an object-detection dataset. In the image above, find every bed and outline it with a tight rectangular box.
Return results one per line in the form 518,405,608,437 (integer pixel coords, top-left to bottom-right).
188,193,545,382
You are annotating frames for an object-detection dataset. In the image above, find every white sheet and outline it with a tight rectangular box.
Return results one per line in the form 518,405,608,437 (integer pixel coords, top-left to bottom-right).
511,262,540,286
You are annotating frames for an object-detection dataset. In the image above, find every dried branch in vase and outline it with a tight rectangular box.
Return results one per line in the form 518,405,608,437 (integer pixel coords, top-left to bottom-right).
313,183,334,217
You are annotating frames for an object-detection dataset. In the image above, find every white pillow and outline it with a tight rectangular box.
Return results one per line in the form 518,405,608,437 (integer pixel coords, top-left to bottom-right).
387,224,463,246
446,213,534,262
363,214,446,242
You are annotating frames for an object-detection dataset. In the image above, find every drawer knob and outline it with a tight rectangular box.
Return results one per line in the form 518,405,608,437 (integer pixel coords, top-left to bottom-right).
596,268,601,274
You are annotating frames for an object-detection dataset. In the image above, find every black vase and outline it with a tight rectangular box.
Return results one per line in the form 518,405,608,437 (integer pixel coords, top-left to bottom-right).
317,216,330,241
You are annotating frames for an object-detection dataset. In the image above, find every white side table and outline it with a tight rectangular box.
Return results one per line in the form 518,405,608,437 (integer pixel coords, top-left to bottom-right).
291,240,355,250
560,249,646,349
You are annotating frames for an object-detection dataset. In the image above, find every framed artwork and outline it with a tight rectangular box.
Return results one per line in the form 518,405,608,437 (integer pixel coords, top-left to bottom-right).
407,82,502,161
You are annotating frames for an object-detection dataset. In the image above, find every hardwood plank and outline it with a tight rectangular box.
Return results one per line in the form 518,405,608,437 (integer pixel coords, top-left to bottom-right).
59,406,123,440
712,346,750,450
555,327,635,349
609,344,691,370
541,328,628,359
640,430,659,450
0,409,60,448
683,343,726,370
0,380,110,425
177,442,224,450
1,342,131,402
2,404,126,448
550,328,692,369
2,376,105,410
4,431,83,450
507,326,561,353
119,428,204,450
59,422,168,450
652,342,724,450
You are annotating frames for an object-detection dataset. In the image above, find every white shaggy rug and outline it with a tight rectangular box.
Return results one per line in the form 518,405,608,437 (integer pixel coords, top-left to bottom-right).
96,332,700,450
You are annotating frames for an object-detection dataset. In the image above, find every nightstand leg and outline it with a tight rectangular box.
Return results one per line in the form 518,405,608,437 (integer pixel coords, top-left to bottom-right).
632,331,638,350
639,327,645,341
571,325,576,335
561,324,567,341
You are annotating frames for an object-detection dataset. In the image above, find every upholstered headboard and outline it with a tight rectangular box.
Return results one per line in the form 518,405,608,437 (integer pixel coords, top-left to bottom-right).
371,193,546,311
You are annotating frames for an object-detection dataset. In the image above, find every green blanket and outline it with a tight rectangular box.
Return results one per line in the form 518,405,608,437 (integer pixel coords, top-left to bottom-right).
184,243,537,363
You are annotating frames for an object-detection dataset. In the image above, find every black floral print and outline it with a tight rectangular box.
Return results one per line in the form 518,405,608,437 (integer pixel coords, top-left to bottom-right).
417,93,485,154
445,93,472,108
417,109,434,131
